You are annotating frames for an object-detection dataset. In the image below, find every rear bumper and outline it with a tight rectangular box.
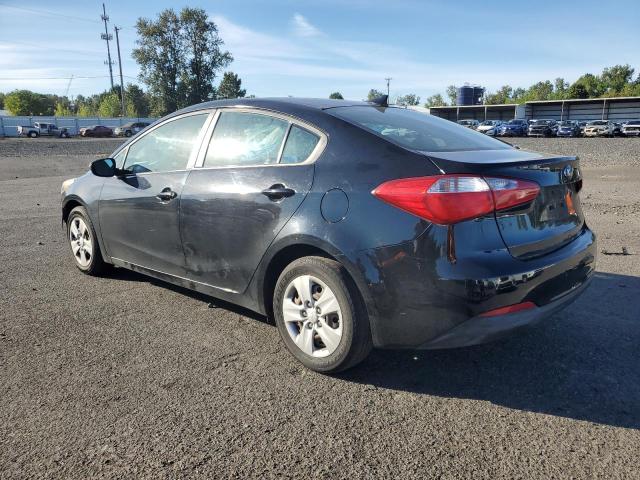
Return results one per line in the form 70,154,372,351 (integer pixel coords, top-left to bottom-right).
419,274,592,349
350,224,596,349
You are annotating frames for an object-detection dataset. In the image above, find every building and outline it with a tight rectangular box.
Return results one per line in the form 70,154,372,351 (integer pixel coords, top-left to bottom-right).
430,96,640,122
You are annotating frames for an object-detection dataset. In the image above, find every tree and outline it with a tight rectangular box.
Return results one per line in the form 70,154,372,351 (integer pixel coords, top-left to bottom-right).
329,92,343,99
77,103,96,117
566,83,588,99
601,64,635,95
395,93,420,106
98,93,121,117
424,94,446,107
485,85,513,105
0,92,4,109
55,102,72,116
446,85,457,105
366,89,385,101
217,71,246,99
525,80,554,101
133,8,232,116
133,10,183,116
179,8,232,105
124,84,150,117
4,90,54,116
554,78,568,99
571,73,603,98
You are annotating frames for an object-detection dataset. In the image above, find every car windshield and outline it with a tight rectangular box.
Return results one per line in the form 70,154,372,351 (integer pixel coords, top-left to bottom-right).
588,121,607,125
559,121,573,126
507,120,522,125
329,106,511,152
480,121,494,126
530,120,552,125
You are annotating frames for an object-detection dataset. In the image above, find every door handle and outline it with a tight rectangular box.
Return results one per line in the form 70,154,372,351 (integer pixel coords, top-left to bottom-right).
156,187,177,201
262,184,295,200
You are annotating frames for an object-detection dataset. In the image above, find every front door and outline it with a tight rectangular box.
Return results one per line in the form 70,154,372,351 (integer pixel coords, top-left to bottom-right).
180,110,324,293
99,112,210,276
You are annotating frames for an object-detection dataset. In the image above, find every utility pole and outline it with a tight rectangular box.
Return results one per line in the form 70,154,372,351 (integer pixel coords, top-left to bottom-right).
385,77,392,98
101,3,114,89
114,26,126,116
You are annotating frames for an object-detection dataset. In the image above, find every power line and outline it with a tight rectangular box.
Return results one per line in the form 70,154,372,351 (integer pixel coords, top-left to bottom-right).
0,75,138,80
1,40,103,56
0,3,101,24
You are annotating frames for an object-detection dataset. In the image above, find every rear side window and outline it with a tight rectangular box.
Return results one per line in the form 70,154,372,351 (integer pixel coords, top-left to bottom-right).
204,112,288,167
281,125,319,164
123,113,207,173
329,106,511,152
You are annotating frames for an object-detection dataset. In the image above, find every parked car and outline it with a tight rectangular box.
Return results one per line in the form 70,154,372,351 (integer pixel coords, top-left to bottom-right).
556,120,580,137
528,119,558,137
17,122,70,138
622,119,640,136
612,122,624,136
476,120,503,136
577,121,589,136
61,98,596,373
496,119,528,136
457,119,480,129
80,125,113,137
114,122,151,137
584,120,614,137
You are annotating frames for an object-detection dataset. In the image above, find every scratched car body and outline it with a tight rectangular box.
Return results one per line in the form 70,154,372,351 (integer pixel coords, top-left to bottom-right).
61,98,596,372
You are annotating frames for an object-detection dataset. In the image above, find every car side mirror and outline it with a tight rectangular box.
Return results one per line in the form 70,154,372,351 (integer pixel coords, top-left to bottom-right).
91,158,116,177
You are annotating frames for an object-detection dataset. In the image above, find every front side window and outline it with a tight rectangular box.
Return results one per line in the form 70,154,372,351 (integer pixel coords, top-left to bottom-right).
330,106,510,152
204,112,288,167
280,125,320,164
123,114,208,173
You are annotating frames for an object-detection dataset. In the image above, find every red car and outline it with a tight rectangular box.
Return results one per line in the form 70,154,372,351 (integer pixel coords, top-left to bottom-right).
80,125,113,137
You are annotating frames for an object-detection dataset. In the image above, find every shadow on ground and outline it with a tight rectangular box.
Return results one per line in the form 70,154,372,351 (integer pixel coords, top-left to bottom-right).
341,272,640,430
109,268,640,429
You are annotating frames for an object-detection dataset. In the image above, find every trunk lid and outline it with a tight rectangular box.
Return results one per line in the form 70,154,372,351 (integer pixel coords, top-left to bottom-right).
423,149,585,259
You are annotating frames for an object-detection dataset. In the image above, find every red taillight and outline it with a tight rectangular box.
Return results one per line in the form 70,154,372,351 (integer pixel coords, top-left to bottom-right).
478,301,537,317
372,174,539,225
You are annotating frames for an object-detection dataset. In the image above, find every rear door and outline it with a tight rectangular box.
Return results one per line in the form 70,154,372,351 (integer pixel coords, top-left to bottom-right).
180,109,325,293
99,111,211,276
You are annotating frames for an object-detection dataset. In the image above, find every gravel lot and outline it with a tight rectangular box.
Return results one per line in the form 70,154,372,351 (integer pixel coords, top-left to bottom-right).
1,136,639,479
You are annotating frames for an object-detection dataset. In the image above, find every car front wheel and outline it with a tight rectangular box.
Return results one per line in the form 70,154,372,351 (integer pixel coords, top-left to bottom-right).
273,256,372,373
67,206,108,275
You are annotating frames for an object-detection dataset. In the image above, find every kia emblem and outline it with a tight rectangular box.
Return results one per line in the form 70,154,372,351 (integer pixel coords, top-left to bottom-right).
562,165,574,183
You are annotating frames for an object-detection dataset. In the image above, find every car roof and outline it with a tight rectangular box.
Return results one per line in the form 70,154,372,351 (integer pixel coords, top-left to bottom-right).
163,97,398,131
179,97,370,115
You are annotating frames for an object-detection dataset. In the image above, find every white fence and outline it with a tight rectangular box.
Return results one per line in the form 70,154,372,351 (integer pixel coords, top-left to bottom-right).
0,116,158,137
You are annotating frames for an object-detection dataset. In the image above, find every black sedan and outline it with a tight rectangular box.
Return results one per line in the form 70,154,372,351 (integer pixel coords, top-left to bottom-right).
80,125,113,137
61,98,596,372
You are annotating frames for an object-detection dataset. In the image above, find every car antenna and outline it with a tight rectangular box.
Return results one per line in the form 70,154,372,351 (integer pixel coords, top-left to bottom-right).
369,94,389,107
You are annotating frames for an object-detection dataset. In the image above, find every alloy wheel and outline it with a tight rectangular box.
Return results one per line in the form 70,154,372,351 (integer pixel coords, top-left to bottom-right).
69,217,93,267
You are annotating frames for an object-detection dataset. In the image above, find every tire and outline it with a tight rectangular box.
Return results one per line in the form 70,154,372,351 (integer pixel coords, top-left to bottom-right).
67,206,109,276
125,130,132,137
273,256,372,373
29,131,38,138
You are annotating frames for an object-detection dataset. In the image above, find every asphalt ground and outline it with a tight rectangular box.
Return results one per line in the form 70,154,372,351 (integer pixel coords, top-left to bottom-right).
1,136,639,479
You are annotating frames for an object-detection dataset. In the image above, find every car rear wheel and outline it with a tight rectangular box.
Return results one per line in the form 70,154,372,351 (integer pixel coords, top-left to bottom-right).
29,131,38,138
273,256,372,373
67,206,108,275
125,130,132,137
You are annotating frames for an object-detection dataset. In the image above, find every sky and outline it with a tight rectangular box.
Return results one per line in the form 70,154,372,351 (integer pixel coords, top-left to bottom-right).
0,0,639,101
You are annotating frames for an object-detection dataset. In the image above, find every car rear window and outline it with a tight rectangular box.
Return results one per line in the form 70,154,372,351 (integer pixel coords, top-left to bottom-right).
329,106,510,152
280,125,319,164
